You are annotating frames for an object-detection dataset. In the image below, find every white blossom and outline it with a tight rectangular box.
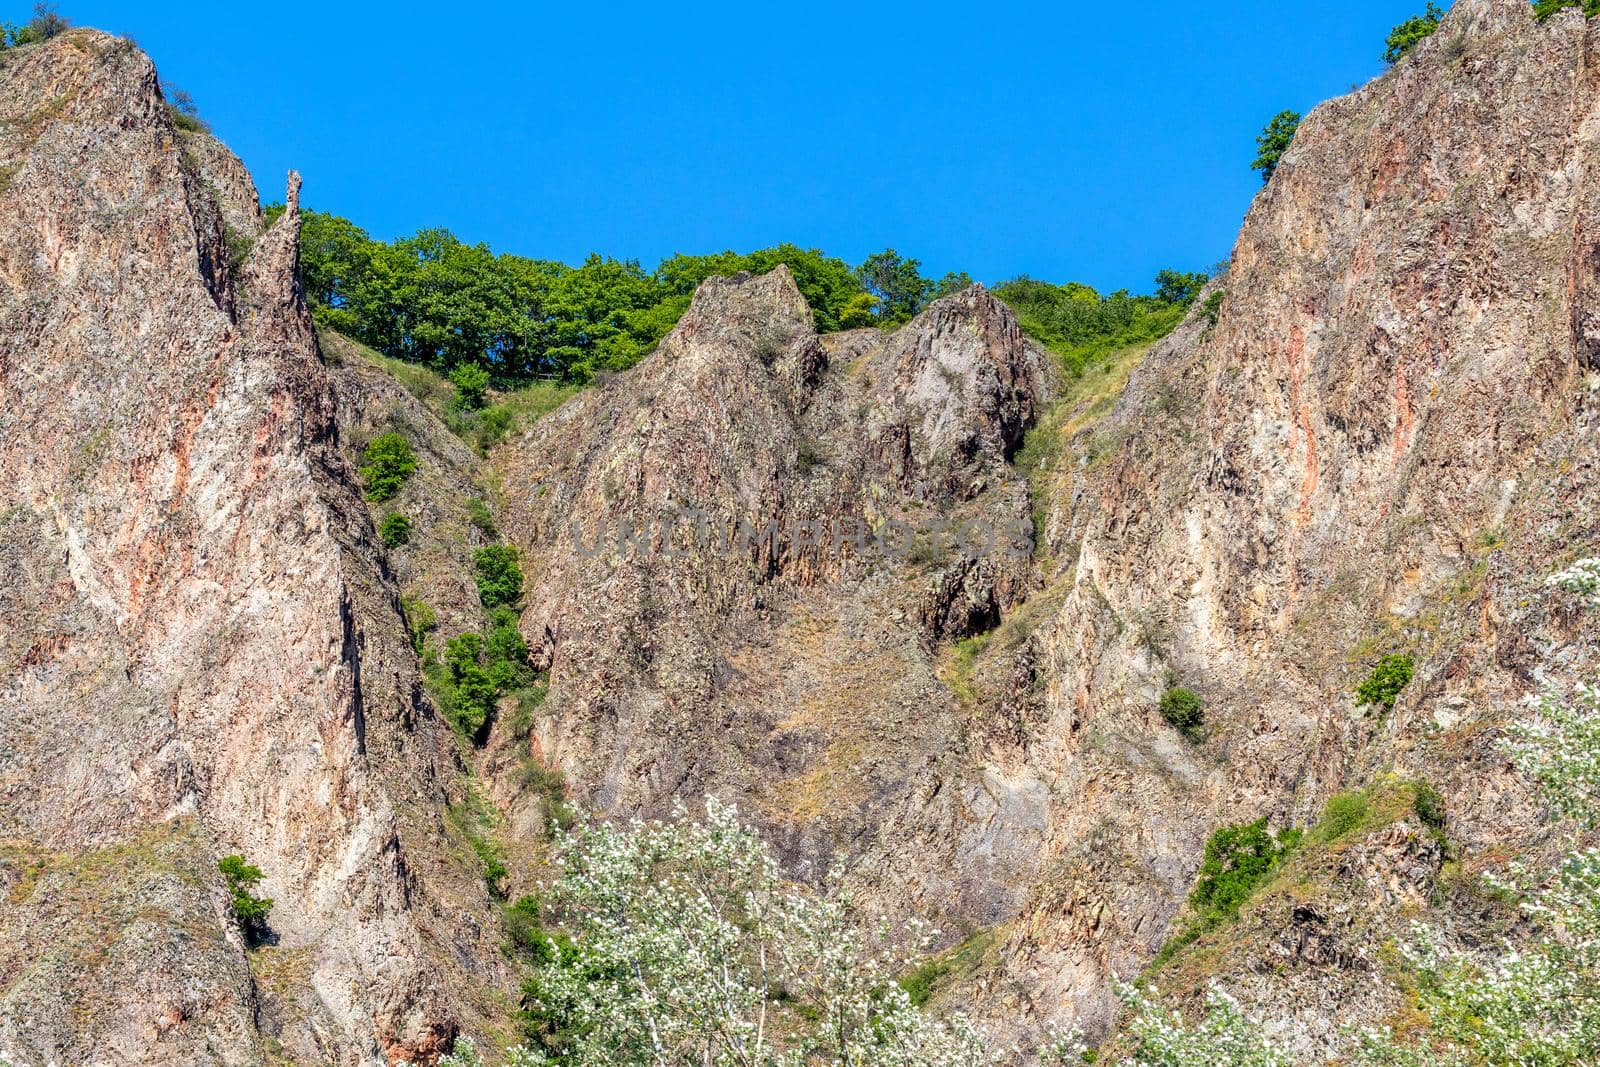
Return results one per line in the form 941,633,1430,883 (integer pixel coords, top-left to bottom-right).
513,796,1025,1066
1547,557,1600,606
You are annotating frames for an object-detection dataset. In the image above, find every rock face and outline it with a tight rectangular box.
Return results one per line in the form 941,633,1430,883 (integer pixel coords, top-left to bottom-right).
492,0,1600,1055
0,31,505,1066
958,0,1600,1051
495,270,1053,921
8,1,1600,1062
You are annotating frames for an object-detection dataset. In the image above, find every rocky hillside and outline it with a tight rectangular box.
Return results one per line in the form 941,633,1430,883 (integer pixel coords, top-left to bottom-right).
958,0,1600,1052
0,30,510,1066
482,0,1600,1055
3,0,1600,1063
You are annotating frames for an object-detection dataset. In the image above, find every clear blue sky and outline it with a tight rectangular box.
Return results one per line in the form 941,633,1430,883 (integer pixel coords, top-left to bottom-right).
60,1,1428,292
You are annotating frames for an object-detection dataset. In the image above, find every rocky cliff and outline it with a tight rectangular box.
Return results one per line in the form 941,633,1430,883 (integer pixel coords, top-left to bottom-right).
5,1,1600,1063
0,31,508,1066
486,0,1600,1056
958,0,1600,1052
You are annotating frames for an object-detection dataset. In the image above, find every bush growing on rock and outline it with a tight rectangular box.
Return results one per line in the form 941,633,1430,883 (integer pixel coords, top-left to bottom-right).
360,431,417,502
218,854,272,941
473,543,524,610
1190,819,1301,927
3,4,68,47
1534,0,1600,21
1251,110,1301,184
1356,654,1415,714
379,512,412,547
429,610,534,741
1103,562,1600,1064
1159,686,1206,741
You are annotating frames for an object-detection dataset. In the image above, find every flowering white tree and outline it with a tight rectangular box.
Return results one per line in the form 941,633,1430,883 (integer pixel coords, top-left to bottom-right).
1547,557,1600,606
476,797,1075,1067
1115,985,1290,1067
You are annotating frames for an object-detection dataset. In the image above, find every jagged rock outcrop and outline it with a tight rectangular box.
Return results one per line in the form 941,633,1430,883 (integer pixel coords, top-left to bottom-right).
494,267,1052,917
8,0,1600,1061
491,0,1600,1056
0,31,507,1066
955,0,1600,1053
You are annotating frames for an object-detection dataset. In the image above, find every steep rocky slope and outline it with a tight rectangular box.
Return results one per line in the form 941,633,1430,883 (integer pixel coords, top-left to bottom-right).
478,0,1600,1057
493,269,1055,923
958,0,1600,1052
0,31,509,1066
6,1,1600,1062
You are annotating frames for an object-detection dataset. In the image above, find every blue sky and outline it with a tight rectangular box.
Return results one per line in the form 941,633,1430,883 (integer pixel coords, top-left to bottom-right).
62,1,1429,292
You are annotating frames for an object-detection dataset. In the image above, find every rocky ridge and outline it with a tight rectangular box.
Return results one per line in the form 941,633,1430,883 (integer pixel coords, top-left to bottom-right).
4,1,1600,1062
0,31,508,1066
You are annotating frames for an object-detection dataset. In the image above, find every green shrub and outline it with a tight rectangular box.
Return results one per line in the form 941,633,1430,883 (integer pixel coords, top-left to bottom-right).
1189,819,1301,927
360,432,417,502
1200,289,1226,328
474,543,524,610
1411,779,1446,832
447,800,510,900
477,843,509,899
474,405,515,452
504,895,553,959
466,496,498,538
8,4,67,46
400,595,435,654
1356,654,1415,713
505,684,548,740
1534,0,1600,21
1251,110,1301,185
450,363,491,410
163,84,210,134
1317,791,1370,842
428,610,535,743
994,274,1193,379
379,512,412,547
218,854,273,939
1159,687,1206,741
897,929,995,1009
1383,3,1444,63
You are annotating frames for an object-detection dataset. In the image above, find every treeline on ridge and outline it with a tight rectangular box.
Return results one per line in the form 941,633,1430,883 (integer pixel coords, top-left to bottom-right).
269,205,1211,386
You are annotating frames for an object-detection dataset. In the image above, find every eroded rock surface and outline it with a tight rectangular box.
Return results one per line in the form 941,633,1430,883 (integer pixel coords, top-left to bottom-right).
0,31,506,1066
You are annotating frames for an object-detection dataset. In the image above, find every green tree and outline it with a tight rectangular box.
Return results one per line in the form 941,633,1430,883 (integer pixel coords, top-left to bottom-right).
1153,269,1209,306
1383,3,1444,63
218,854,273,939
359,432,417,502
856,249,933,324
932,271,975,298
24,3,66,41
1251,110,1301,185
836,291,880,328
450,363,491,410
473,543,524,610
